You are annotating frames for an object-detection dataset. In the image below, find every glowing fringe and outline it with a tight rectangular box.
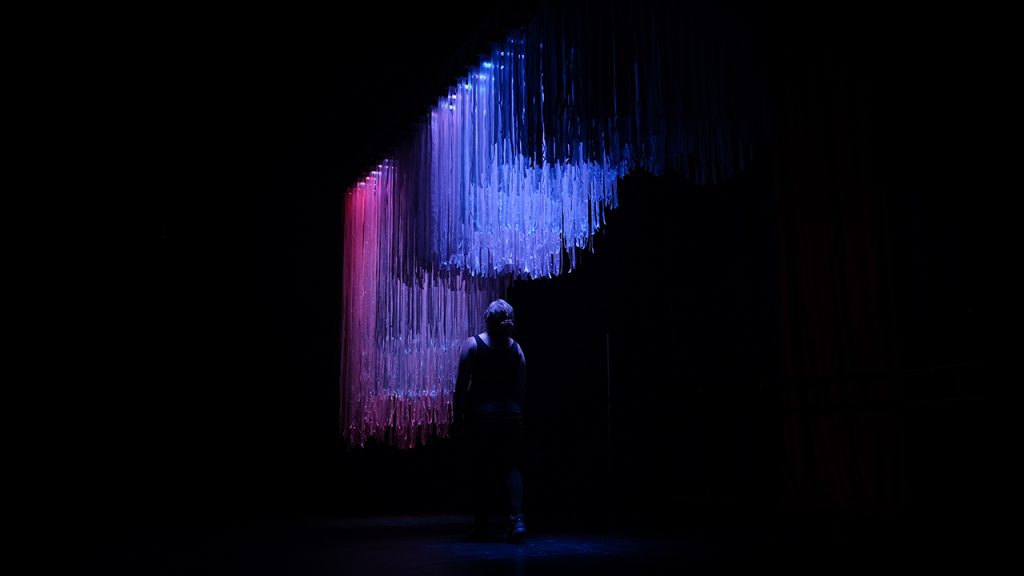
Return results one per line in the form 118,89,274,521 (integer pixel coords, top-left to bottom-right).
425,44,624,278
342,164,503,448
343,4,758,447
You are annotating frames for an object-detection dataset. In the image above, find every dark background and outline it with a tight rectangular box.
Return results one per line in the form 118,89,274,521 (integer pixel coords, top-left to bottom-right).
63,1,1006,569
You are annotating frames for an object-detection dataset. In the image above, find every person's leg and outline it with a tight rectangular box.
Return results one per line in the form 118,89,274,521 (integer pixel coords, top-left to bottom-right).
501,418,527,542
469,423,489,535
505,466,523,516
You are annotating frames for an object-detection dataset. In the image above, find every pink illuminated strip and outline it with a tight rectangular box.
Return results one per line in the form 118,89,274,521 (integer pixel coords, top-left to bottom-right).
341,165,501,448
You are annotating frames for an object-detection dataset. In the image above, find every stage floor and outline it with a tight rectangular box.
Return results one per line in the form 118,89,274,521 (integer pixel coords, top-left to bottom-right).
78,515,714,574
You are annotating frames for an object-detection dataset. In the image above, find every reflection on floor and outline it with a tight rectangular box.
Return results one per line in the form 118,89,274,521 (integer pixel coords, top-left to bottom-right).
78,513,925,574
79,515,714,575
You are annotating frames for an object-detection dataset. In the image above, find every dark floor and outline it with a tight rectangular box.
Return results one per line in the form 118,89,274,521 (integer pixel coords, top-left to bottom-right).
77,515,722,575
75,512,968,575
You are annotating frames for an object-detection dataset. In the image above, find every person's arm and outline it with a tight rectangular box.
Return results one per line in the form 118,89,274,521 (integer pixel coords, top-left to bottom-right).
452,337,475,436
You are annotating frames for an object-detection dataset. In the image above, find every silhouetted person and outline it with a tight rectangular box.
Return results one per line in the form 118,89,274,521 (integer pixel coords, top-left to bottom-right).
453,299,527,543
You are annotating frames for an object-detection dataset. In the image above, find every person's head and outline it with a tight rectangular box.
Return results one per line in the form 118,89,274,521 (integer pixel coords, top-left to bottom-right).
484,299,515,338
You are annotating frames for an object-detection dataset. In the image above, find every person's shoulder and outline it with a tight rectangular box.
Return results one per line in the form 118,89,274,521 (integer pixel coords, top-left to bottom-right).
458,336,477,361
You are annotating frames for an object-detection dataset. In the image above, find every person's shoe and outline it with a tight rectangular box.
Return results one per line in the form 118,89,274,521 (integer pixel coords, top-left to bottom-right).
505,514,526,543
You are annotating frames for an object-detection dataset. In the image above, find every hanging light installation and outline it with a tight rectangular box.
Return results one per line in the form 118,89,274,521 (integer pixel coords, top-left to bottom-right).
342,3,759,447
